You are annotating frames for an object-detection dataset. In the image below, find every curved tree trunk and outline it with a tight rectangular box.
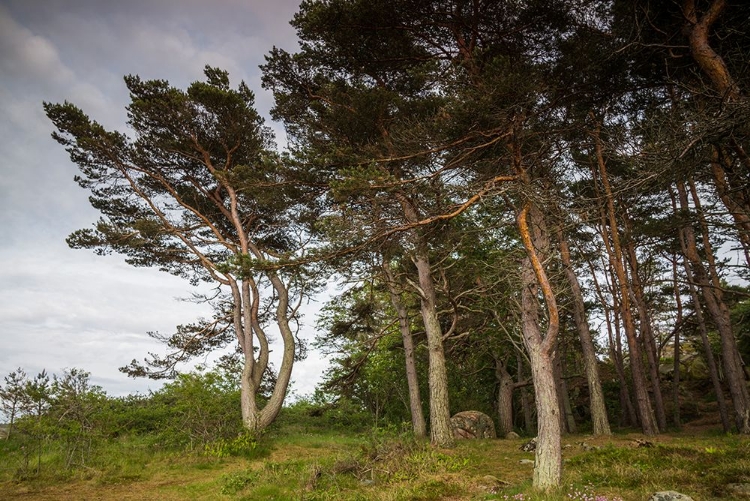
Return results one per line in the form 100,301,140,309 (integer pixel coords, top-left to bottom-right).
518,202,562,490
238,270,296,433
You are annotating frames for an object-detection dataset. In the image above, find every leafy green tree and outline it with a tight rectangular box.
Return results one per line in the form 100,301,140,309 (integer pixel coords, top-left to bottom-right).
45,67,315,433
48,368,107,468
0,368,29,439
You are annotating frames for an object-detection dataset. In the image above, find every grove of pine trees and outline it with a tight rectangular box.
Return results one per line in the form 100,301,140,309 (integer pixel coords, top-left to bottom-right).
20,0,750,492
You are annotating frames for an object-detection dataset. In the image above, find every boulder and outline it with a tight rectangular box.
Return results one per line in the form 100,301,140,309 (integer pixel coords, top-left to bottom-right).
505,431,520,439
520,437,537,452
476,475,508,494
450,411,497,439
648,492,694,501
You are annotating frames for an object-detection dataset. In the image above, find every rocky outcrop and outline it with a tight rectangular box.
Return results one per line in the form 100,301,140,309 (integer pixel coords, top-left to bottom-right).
648,492,694,501
450,411,496,439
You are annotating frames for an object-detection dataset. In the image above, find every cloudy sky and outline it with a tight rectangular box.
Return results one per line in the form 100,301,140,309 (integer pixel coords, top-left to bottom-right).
0,0,330,397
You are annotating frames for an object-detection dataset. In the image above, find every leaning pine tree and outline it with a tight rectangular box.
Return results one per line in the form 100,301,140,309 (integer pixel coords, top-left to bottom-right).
45,67,312,433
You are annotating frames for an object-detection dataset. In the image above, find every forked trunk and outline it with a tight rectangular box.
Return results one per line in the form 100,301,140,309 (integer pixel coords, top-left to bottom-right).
383,261,427,438
518,202,562,490
238,271,295,433
413,250,454,447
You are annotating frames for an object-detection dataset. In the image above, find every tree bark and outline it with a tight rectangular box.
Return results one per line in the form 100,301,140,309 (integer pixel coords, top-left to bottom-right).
682,0,740,100
670,186,731,432
413,250,455,447
557,228,611,435
675,181,750,433
671,253,683,429
590,116,658,435
495,357,515,437
518,201,562,490
383,260,427,438
396,192,454,447
623,232,667,432
589,257,637,427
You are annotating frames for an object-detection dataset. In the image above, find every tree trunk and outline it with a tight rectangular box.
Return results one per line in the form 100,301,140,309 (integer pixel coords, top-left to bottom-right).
396,192,454,447
671,254,683,429
383,260,427,438
413,250,455,447
589,257,637,427
624,232,667,432
590,116,658,435
680,182,732,431
518,357,535,434
495,357,515,437
553,347,577,434
682,0,740,100
675,181,750,433
518,202,562,490
557,228,611,435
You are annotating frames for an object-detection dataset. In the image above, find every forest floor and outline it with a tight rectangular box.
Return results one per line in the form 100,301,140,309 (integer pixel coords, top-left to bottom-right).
1,417,748,501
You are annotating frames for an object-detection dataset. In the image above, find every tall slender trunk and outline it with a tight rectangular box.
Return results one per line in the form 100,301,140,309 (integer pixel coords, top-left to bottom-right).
558,228,611,435
671,252,683,429
518,201,562,490
589,257,636,427
396,192,454,447
623,231,667,432
671,186,731,431
495,357,515,437
383,260,427,438
675,181,750,433
518,357,535,434
413,250,454,447
590,115,658,435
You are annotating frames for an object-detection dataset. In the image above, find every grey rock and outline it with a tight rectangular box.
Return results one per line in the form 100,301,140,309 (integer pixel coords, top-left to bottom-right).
505,431,520,439
476,475,508,494
580,441,600,451
648,491,694,501
520,437,537,452
450,411,497,439
519,459,534,465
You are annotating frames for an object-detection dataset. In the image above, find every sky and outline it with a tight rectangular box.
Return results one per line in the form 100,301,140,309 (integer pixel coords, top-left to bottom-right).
0,0,331,398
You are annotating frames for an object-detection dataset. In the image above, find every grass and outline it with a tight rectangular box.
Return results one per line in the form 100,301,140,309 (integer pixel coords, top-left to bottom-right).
0,418,748,500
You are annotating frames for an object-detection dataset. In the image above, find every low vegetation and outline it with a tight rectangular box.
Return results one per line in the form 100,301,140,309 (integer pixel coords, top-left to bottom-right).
1,366,748,500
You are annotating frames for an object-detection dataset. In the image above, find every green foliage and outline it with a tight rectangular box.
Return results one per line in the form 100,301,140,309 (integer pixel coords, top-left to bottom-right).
148,367,243,449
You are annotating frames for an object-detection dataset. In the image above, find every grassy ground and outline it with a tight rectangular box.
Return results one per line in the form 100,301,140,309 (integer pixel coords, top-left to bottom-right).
1,419,748,500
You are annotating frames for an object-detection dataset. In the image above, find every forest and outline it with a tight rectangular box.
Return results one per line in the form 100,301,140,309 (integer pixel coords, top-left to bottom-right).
3,0,750,499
